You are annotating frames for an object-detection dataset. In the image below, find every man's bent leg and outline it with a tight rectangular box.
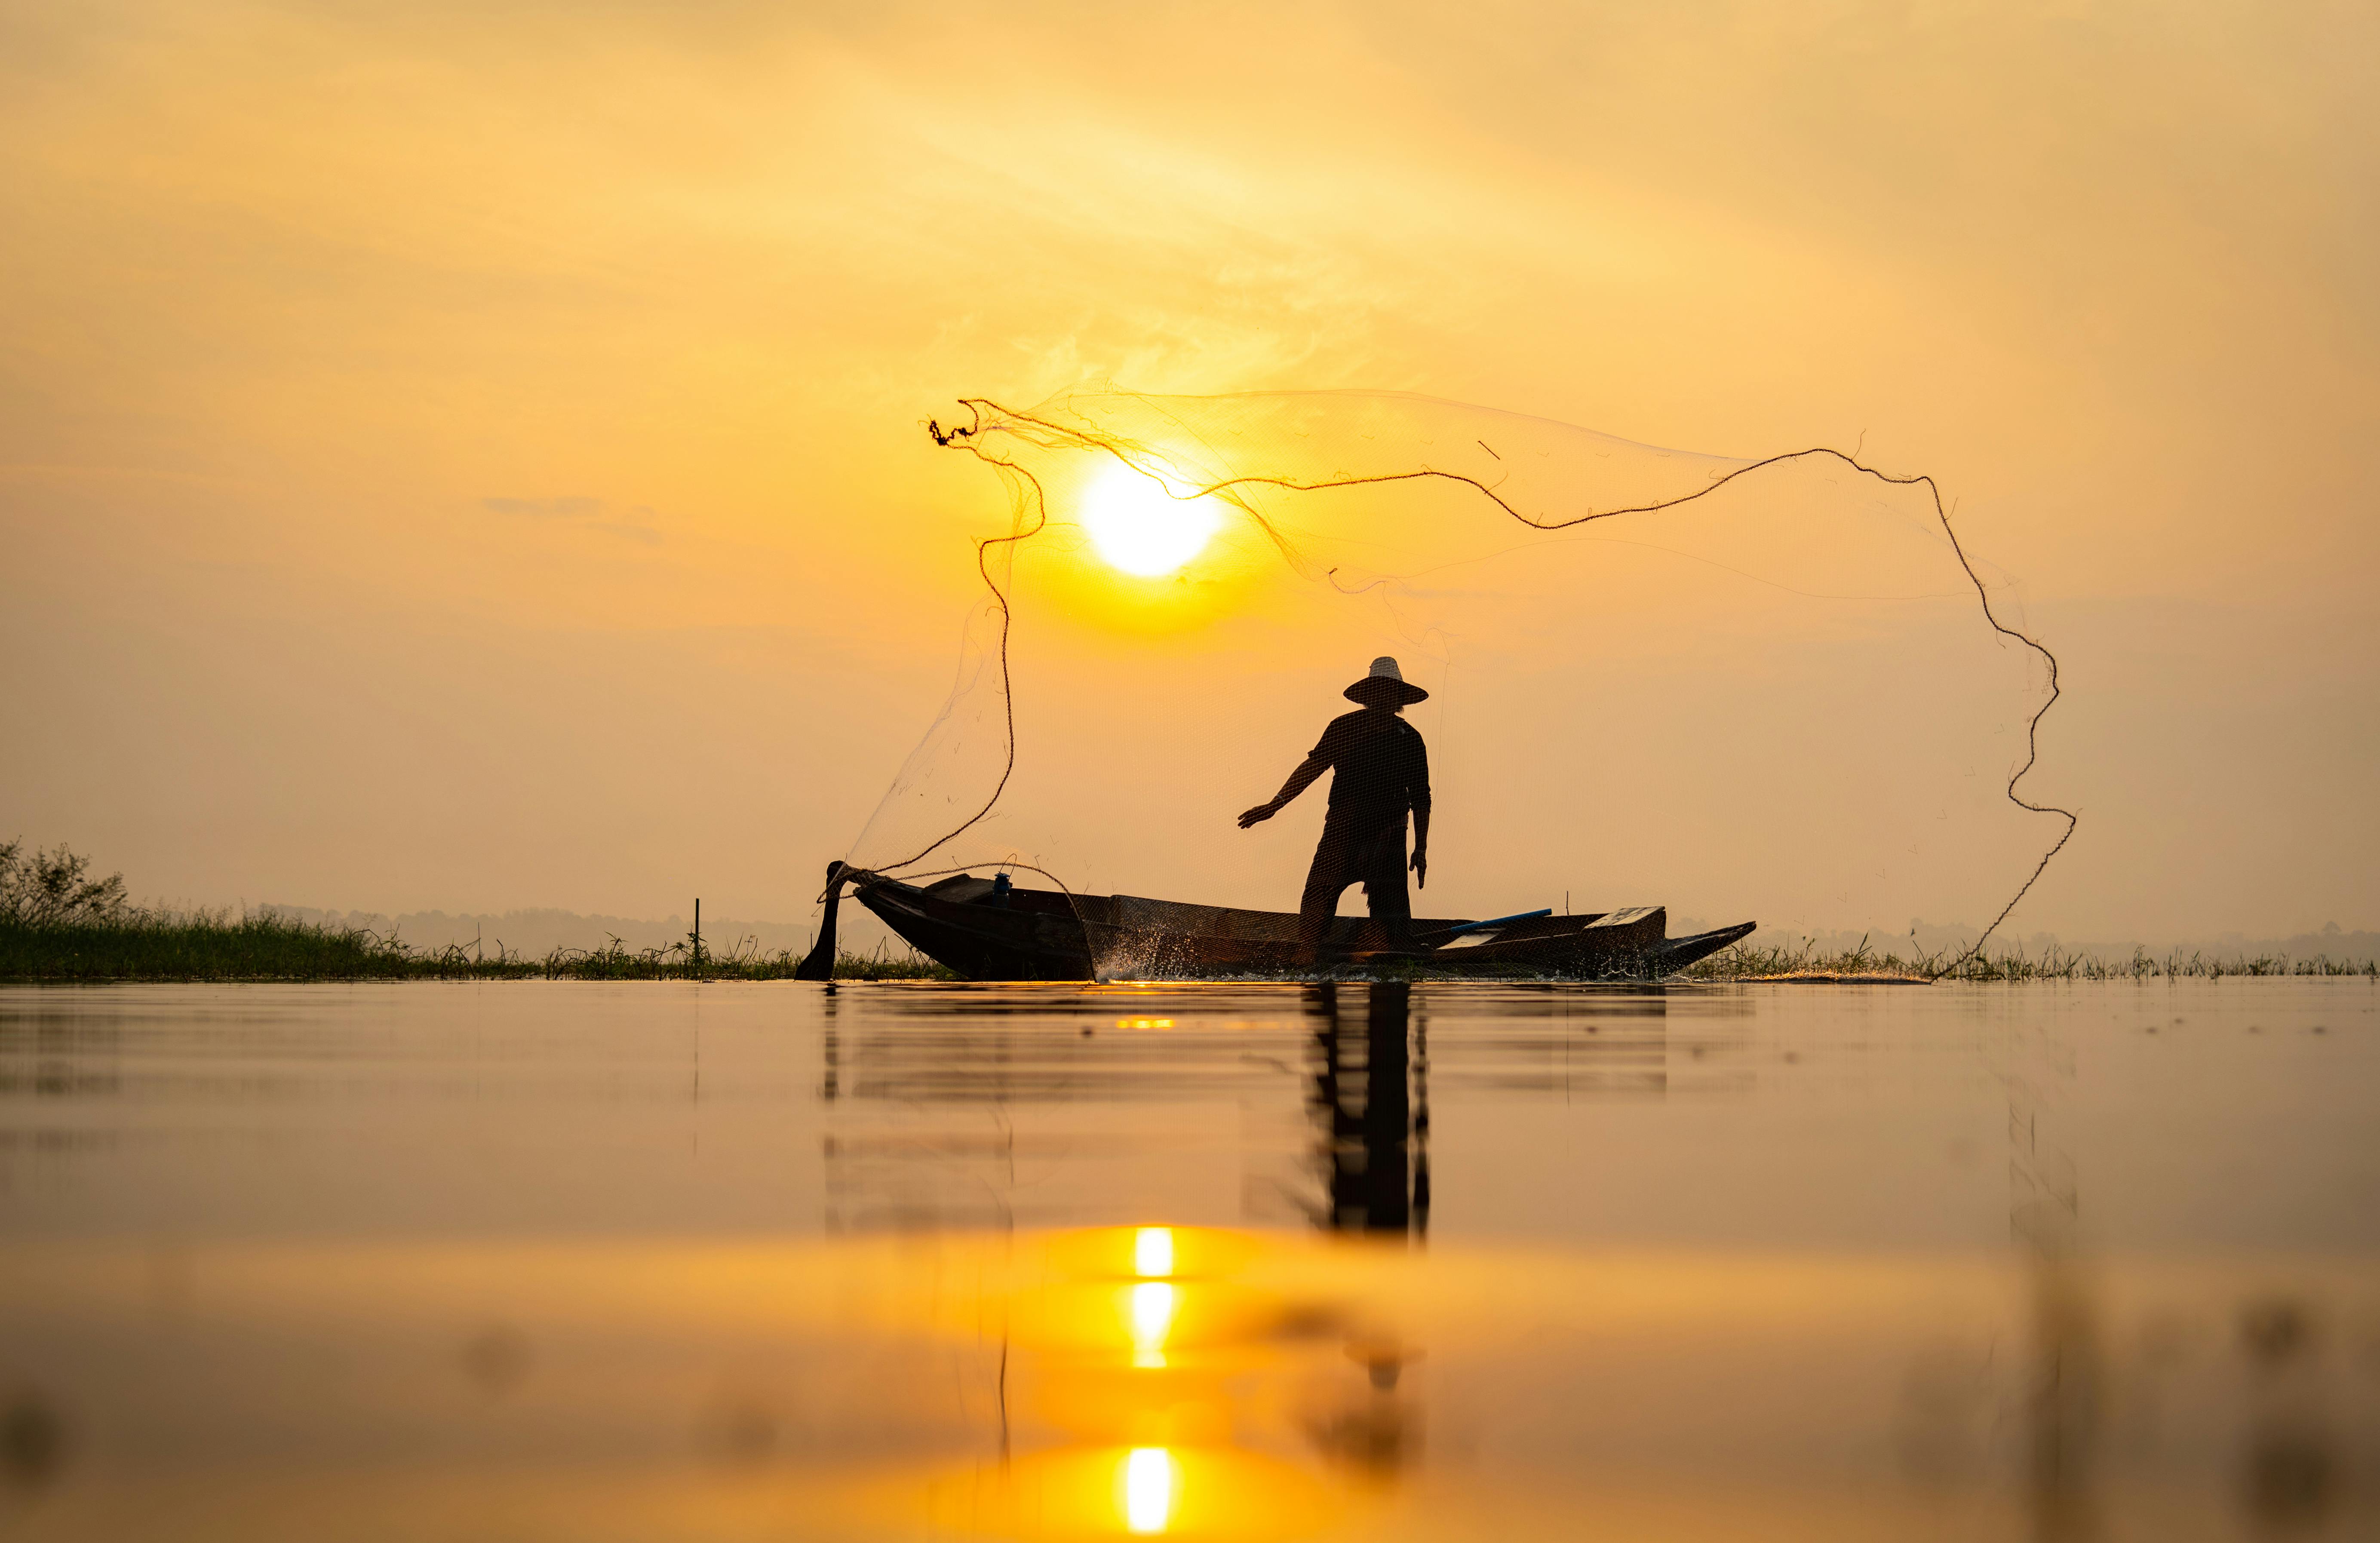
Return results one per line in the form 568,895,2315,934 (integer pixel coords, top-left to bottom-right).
1299,828,1356,958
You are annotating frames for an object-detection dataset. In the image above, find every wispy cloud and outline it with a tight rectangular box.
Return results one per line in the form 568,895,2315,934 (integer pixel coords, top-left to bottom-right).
481,495,604,518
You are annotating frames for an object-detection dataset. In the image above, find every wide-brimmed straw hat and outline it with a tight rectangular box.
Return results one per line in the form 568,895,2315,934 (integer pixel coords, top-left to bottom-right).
1344,655,1429,706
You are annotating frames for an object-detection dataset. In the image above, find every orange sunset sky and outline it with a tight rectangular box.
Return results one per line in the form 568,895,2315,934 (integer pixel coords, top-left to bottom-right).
3,0,2374,944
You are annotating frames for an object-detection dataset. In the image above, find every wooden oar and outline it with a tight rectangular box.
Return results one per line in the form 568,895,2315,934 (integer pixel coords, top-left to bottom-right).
1411,908,1552,951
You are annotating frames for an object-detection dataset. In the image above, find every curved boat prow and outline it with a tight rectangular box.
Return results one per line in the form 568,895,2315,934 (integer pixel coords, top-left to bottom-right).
1654,921,1758,976
793,861,851,980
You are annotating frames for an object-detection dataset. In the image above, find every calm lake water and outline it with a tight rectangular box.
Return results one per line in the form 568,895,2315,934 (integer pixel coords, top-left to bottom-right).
1,979,2374,1539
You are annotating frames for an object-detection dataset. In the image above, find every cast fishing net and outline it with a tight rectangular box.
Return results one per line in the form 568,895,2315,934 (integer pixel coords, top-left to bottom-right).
835,388,2071,972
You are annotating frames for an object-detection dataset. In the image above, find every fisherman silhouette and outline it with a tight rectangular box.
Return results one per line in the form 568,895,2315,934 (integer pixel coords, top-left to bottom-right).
1238,657,1432,959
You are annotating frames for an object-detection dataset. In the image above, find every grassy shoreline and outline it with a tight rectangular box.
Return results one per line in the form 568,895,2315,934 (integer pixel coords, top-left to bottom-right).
0,912,954,982
2,915,2371,986
1686,936,2380,982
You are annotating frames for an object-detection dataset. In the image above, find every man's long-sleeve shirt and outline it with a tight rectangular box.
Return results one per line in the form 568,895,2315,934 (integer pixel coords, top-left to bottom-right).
1305,709,1431,831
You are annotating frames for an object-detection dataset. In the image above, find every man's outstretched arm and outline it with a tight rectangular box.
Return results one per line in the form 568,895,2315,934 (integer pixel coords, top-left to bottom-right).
1238,755,1328,828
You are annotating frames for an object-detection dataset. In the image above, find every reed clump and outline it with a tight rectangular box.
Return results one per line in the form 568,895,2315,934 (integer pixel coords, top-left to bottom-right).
1689,933,2380,982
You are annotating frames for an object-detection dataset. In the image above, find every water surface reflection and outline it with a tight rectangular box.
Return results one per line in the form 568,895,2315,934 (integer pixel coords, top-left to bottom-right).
0,979,2373,1538
1,1224,2374,1539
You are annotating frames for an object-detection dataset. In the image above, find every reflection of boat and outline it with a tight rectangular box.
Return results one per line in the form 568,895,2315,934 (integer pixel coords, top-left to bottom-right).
807,865,1754,981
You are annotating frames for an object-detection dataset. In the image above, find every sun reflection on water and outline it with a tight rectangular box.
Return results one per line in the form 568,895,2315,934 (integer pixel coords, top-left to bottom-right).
1128,1280,1176,1368
1122,1446,1176,1533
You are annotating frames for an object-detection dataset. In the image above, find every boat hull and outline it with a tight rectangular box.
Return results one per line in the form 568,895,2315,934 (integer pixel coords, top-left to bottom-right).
847,871,1754,982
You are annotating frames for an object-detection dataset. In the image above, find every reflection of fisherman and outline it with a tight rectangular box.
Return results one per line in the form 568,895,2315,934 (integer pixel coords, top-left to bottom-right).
1238,657,1432,955
1307,982,1429,1235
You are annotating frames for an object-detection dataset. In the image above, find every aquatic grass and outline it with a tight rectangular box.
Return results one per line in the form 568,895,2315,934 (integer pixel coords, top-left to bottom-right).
1688,933,2380,982
0,909,955,983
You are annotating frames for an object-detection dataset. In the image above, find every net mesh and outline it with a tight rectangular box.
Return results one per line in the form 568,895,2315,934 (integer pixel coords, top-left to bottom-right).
841,388,2072,974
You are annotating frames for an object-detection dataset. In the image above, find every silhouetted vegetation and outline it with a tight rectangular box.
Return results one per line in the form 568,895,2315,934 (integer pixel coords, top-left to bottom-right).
0,841,953,982
1689,933,2380,982
0,841,130,926
0,908,955,982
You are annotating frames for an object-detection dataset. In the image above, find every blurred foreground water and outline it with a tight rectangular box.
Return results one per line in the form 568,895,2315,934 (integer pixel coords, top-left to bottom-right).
0,979,2373,1540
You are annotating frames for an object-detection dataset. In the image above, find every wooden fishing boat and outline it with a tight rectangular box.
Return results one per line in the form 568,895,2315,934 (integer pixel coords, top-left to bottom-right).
798,864,1754,981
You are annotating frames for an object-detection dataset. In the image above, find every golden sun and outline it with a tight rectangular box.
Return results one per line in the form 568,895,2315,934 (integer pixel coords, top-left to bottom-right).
1079,465,1222,577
